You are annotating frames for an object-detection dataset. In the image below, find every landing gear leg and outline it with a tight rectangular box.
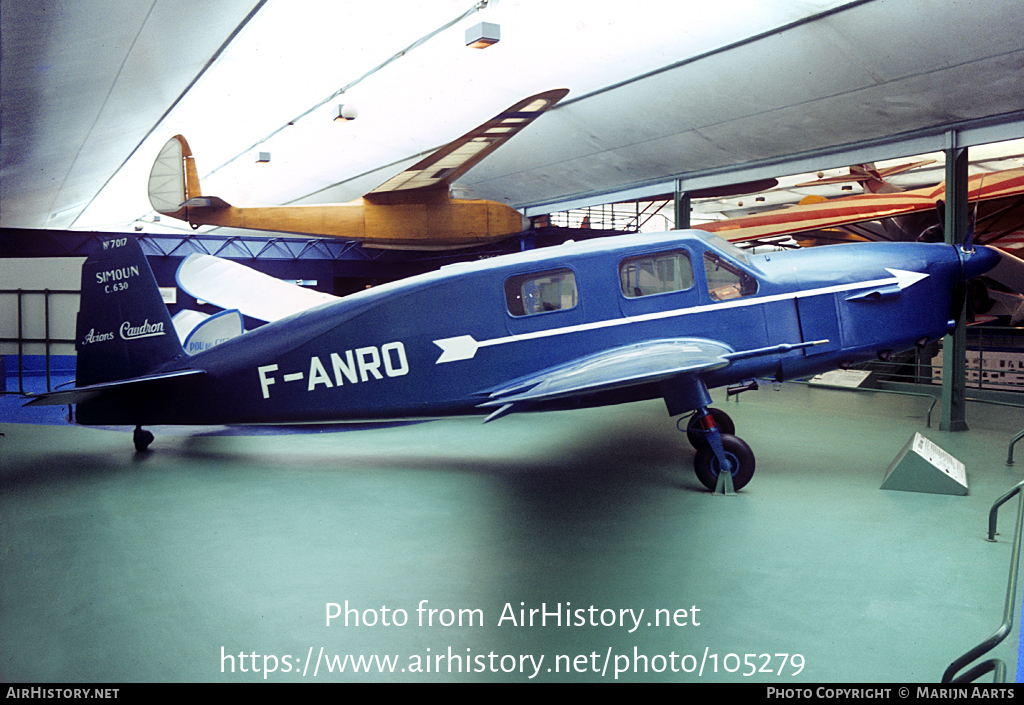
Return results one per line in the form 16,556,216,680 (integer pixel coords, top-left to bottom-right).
662,378,755,492
687,407,755,493
685,407,734,448
133,425,154,453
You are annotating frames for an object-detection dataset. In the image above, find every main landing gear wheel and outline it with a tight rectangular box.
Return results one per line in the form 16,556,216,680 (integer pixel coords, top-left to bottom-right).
694,434,755,491
685,408,735,448
133,425,154,453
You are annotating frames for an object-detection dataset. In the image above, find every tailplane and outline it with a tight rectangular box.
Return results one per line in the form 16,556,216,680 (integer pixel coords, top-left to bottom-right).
75,237,186,387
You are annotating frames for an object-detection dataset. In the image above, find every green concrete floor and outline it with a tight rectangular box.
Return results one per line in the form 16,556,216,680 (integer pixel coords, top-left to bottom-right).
2,382,1023,682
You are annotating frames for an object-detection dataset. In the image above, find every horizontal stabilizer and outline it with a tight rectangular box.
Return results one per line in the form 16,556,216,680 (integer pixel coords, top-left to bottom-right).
479,339,733,411
176,254,338,322
23,369,205,407
182,196,231,209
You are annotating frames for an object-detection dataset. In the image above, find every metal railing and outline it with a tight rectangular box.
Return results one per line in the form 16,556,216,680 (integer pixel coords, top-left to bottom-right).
544,200,672,232
0,288,79,394
857,326,1024,395
942,479,1024,683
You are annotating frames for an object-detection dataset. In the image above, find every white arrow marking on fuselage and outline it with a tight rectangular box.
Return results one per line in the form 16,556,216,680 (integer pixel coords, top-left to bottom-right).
432,269,930,364
885,268,929,290
433,335,480,364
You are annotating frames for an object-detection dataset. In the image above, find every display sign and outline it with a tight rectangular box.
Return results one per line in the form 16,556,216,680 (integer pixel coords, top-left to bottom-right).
808,369,872,388
881,432,968,495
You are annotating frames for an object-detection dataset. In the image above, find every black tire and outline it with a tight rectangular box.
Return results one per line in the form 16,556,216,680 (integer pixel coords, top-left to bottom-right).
694,433,755,491
133,427,154,453
686,408,735,448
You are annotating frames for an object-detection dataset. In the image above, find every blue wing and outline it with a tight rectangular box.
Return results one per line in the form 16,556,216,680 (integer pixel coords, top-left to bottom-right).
477,338,733,422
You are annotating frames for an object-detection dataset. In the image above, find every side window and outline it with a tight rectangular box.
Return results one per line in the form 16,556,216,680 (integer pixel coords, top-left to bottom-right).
505,269,578,316
704,252,758,301
619,251,693,298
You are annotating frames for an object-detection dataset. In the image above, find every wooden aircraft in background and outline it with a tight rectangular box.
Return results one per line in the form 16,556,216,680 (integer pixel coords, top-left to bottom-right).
695,164,1024,250
147,89,568,250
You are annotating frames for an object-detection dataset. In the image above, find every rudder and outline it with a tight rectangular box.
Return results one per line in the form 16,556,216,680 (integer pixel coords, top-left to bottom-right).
147,135,202,218
76,237,186,386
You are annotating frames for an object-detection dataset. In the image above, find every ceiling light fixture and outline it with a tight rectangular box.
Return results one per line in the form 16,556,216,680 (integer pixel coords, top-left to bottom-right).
333,104,358,121
465,21,500,48
192,2,494,182
255,152,271,164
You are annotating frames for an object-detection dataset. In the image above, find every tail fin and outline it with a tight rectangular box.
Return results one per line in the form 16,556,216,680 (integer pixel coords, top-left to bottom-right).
147,135,204,218
75,237,186,386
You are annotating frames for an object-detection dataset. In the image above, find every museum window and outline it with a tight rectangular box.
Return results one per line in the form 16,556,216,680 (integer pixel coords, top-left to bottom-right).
619,250,693,298
704,252,758,301
505,268,578,316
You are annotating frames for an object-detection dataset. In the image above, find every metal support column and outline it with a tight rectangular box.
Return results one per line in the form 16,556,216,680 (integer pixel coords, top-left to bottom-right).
674,179,690,230
941,135,970,432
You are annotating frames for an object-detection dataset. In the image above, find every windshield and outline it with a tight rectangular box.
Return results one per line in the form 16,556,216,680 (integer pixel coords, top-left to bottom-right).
695,231,749,264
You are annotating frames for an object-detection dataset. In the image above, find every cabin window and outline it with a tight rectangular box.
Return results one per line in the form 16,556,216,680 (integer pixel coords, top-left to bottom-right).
505,269,578,316
619,251,693,298
704,252,758,301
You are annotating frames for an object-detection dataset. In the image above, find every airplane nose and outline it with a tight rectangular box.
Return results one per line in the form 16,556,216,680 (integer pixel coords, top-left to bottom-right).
960,245,1002,281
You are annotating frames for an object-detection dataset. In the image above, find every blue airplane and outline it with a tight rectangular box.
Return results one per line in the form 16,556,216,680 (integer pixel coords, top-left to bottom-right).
26,231,1001,491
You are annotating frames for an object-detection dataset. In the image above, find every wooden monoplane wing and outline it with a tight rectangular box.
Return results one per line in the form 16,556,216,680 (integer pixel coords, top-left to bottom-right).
364,89,569,203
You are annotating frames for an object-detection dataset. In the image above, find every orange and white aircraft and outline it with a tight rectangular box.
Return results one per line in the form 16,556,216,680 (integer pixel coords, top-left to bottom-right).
147,89,568,250
696,163,1024,250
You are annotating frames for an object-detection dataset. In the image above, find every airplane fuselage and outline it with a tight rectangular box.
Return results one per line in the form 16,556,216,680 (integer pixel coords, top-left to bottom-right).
184,196,528,250
75,230,989,427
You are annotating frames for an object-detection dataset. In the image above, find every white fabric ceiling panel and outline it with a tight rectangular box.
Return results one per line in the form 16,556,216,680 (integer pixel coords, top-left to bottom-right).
461,0,1024,209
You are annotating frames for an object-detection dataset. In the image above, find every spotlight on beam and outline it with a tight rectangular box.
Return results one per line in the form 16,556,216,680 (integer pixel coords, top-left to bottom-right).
465,22,500,48
333,104,358,122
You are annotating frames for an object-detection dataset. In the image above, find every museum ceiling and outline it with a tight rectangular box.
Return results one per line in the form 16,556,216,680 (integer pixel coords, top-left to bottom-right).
2,0,1023,236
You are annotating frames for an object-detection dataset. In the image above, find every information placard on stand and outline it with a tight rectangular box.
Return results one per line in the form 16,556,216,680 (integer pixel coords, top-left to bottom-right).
881,432,968,495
